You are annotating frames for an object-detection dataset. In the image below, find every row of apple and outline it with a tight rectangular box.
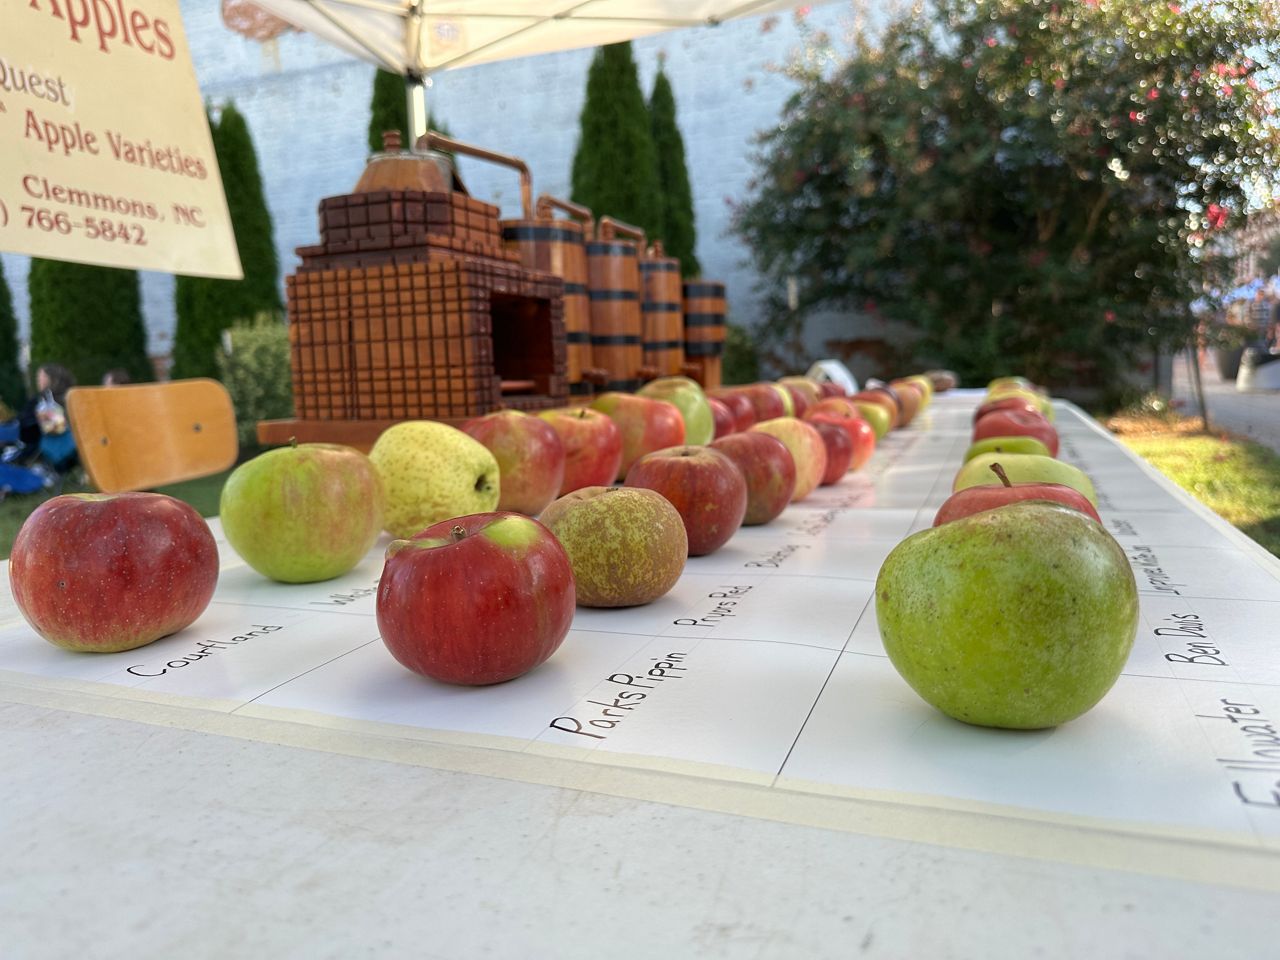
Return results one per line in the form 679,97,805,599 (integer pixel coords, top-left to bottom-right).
7,371,948,686
874,377,1141,731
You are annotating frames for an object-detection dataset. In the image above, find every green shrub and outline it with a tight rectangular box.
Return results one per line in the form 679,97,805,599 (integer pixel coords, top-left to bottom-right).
28,259,151,387
571,43,665,242
649,65,700,276
0,260,24,409
723,322,761,386
172,103,281,381
216,314,293,450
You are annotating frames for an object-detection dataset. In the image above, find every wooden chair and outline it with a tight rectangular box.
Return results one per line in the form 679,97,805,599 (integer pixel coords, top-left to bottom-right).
67,379,239,493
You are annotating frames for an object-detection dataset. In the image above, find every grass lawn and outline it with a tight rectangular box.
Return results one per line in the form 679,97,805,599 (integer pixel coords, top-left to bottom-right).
1107,412,1280,558
0,469,231,561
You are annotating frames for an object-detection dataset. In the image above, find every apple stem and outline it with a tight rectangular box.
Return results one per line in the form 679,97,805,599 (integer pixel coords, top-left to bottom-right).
990,462,1013,488
451,525,467,542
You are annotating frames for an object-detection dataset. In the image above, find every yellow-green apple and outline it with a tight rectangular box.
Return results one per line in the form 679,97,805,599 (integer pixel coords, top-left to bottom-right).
778,376,823,411
541,486,687,606
370,422,500,538
987,375,1035,392
10,493,218,653
987,385,1054,421
376,512,575,685
461,410,566,515
962,436,1052,462
876,501,1137,728
805,409,876,472
852,389,900,428
708,388,758,432
811,421,854,484
710,432,796,525
589,392,685,479
636,376,714,445
851,401,892,440
973,409,1059,457
810,397,861,418
765,382,796,417
221,442,386,582
779,382,811,418
537,407,624,495
954,452,1097,506
624,445,747,555
749,418,828,501
934,462,1101,525
707,396,736,439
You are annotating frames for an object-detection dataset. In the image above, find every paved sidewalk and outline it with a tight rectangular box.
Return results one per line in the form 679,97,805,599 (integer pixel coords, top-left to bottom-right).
1170,350,1280,455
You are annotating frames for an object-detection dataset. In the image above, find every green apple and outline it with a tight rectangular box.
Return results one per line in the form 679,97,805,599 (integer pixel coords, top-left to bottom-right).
987,385,1054,421
954,452,1096,506
852,401,892,440
637,376,714,445
220,442,385,583
767,382,796,417
540,486,688,607
875,501,1138,729
962,435,1052,462
369,421,500,538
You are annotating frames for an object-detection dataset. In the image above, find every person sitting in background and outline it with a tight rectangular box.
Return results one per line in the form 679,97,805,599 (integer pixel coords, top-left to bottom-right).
0,363,78,496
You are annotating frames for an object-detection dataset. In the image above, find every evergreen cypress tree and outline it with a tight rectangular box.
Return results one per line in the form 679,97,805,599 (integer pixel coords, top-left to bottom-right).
649,65,700,277
28,259,151,387
171,103,281,380
571,43,665,243
0,259,25,410
367,68,451,154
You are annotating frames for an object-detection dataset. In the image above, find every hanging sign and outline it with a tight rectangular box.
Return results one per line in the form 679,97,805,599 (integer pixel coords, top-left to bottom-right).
0,0,242,277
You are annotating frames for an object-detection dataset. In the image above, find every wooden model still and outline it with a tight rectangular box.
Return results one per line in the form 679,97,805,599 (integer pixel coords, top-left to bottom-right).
259,132,727,450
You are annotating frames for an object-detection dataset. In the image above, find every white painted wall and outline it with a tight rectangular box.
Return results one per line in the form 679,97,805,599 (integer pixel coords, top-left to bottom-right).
4,2,864,372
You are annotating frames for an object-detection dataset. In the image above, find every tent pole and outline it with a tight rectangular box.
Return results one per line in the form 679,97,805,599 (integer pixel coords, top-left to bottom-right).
407,73,429,147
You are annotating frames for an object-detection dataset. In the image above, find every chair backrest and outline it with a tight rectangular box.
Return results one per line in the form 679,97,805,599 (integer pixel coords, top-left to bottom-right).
67,379,239,493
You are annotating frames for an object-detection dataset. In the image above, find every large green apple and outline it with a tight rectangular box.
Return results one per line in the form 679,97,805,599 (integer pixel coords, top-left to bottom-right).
875,501,1138,729
221,443,386,583
962,435,1052,462
954,452,1097,506
369,422,500,538
637,376,714,445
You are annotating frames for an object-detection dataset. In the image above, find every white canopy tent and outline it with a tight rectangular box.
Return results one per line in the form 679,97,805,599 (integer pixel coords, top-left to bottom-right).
229,1,836,139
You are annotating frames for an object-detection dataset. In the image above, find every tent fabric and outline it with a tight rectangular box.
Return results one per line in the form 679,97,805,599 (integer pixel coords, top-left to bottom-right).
238,1,833,75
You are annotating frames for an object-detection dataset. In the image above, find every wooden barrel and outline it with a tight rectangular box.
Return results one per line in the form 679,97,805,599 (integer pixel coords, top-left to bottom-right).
502,218,592,395
683,280,727,391
640,254,684,377
587,239,643,393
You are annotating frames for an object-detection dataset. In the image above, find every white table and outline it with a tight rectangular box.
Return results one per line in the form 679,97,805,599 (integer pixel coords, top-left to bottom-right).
3,392,1278,959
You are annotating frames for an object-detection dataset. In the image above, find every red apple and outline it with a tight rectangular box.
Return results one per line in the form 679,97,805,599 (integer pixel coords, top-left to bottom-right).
708,397,736,439
537,407,624,496
811,421,854,485
973,409,1059,457
710,432,796,525
708,388,758,432
805,410,876,472
818,381,848,399
810,397,861,418
731,383,787,423
933,463,1101,525
376,512,575,685
781,383,811,419
624,445,748,555
891,381,922,426
589,392,685,479
9,493,219,653
461,410,566,515
749,418,828,501
973,396,1043,424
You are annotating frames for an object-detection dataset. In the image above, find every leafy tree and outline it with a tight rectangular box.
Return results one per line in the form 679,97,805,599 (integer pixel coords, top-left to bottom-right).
734,0,1280,391
0,260,24,410
172,103,281,380
649,63,701,276
28,259,151,387
572,43,665,242
367,68,451,154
